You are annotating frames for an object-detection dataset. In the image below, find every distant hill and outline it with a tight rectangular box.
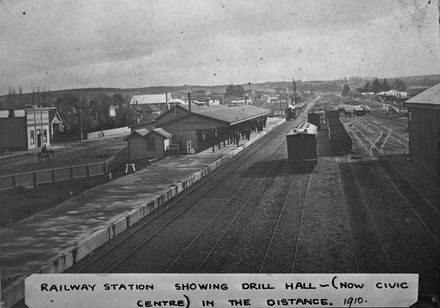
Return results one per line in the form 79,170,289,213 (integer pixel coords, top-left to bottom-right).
1,73,439,109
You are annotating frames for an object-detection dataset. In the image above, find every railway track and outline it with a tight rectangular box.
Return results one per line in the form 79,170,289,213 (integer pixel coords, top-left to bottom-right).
68,119,297,273
349,128,440,243
337,156,393,272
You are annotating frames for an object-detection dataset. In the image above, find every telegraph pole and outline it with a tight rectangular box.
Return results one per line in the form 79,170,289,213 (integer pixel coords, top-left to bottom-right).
80,108,83,142
293,78,298,105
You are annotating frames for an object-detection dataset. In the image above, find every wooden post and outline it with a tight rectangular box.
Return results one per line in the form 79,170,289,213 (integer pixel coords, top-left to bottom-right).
52,169,56,183
70,166,74,180
33,172,38,188
87,164,91,178
12,174,17,189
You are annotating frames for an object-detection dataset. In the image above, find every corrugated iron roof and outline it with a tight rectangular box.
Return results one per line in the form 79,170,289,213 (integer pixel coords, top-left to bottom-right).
151,104,270,128
152,128,172,139
130,93,172,105
132,128,149,137
194,105,270,125
126,128,172,140
405,83,440,106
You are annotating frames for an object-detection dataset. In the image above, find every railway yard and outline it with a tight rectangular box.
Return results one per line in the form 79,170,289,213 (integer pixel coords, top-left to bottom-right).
1,97,439,307
60,99,439,303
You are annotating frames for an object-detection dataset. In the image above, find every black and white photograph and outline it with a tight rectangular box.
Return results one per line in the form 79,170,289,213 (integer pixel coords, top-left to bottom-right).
0,0,439,307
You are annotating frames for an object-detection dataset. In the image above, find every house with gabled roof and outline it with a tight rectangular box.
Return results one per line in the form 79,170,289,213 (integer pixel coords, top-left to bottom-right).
125,127,173,160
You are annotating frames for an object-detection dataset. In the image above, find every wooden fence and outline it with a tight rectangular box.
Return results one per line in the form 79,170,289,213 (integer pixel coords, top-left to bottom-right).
0,156,114,191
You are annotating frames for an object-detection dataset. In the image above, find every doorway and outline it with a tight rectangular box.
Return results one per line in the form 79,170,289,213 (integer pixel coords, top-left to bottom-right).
37,129,42,148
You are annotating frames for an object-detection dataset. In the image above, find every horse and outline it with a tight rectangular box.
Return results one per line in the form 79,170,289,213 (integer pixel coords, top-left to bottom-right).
37,149,55,161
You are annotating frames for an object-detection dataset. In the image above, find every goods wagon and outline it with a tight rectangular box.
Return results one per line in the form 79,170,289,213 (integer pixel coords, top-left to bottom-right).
307,112,323,130
286,122,318,169
325,110,352,155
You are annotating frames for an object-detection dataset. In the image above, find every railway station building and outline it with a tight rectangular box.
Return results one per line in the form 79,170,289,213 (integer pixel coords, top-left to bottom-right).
131,103,270,154
404,83,440,176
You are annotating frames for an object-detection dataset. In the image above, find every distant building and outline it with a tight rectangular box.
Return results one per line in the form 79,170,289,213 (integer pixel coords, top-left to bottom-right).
129,93,173,123
228,94,252,107
404,83,440,176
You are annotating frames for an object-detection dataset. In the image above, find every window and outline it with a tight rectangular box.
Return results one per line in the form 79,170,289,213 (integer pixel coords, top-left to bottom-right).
43,129,48,143
146,137,156,151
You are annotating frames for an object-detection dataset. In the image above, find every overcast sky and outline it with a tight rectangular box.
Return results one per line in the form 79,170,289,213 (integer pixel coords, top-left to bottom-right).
0,0,439,94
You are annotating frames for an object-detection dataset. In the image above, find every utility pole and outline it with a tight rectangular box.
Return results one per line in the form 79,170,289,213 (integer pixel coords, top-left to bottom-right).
80,108,83,142
293,78,298,105
279,94,282,116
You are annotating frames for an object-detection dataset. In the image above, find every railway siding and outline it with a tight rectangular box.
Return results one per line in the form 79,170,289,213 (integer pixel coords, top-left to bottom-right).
293,156,358,273
345,124,440,294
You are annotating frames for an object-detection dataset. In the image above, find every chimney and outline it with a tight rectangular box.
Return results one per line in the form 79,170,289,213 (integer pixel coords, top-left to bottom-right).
166,92,170,110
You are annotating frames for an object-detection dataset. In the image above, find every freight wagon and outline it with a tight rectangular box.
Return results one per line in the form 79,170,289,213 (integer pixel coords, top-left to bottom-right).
286,122,318,169
325,110,352,155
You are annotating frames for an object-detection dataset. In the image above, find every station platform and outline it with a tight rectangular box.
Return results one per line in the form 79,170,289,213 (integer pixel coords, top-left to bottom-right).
0,117,285,307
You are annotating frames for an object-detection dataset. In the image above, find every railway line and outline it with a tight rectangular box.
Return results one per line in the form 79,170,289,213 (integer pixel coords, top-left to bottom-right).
68,117,300,274
345,126,440,293
65,109,439,297
349,124,440,234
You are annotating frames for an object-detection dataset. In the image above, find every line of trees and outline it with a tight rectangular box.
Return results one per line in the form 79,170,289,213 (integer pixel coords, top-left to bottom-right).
2,87,132,138
358,78,407,93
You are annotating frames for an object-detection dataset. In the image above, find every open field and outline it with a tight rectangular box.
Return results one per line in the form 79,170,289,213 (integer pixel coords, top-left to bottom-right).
0,135,128,175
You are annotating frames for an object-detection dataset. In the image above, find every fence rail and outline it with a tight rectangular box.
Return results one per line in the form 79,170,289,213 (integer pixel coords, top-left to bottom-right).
0,156,114,191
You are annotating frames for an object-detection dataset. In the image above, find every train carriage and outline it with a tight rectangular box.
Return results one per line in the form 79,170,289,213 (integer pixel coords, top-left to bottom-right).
286,122,318,169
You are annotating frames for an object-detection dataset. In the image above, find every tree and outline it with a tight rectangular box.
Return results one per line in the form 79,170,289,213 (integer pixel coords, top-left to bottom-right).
341,84,351,97
372,78,382,93
225,84,245,98
392,79,407,91
382,79,390,91
363,82,372,93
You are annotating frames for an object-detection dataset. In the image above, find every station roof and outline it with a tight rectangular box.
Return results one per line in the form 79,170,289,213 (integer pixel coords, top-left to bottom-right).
194,105,270,125
405,83,440,107
154,104,270,127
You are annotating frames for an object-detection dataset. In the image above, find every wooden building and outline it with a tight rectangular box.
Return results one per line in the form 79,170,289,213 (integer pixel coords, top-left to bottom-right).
404,83,440,176
25,107,53,149
129,93,172,124
0,107,55,151
131,103,270,154
0,110,27,150
125,128,172,161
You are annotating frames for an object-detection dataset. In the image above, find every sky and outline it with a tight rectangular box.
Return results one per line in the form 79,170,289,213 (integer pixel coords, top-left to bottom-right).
0,0,439,94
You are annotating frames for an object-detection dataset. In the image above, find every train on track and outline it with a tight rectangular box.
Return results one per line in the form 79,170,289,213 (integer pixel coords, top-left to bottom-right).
286,103,306,121
326,110,352,155
307,111,327,130
286,122,318,169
